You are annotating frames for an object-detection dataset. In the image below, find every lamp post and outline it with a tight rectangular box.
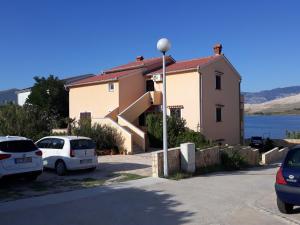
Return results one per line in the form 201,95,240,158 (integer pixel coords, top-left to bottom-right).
157,38,171,177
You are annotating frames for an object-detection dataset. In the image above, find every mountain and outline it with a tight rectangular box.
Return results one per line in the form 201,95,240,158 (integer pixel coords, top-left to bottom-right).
245,93,300,115
0,88,19,105
243,86,300,104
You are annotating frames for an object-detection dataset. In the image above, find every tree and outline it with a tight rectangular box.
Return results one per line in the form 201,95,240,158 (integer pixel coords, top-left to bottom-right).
26,75,69,128
0,104,51,140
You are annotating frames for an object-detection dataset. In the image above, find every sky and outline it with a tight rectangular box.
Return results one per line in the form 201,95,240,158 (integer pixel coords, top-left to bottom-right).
0,0,299,92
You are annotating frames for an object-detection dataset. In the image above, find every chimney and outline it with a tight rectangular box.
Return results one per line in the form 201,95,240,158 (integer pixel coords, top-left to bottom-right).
213,43,222,55
136,56,144,61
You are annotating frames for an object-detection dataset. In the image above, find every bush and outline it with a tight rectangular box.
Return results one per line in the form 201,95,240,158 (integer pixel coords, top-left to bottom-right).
286,130,300,139
176,129,209,148
0,104,52,141
146,113,208,148
220,150,247,170
73,119,125,154
262,138,274,153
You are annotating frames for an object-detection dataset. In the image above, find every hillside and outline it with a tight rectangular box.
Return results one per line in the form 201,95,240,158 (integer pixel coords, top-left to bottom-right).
245,93,300,115
243,86,300,104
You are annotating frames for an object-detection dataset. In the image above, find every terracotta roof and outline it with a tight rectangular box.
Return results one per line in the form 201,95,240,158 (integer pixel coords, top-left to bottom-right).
67,56,175,87
104,57,163,73
148,55,221,75
68,69,141,87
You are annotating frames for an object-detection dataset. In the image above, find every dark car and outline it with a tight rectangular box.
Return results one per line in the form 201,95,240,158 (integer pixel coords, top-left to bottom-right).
249,136,264,149
275,145,300,214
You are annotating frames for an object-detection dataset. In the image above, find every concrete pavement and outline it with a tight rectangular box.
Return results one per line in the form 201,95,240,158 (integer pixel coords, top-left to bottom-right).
1,165,300,225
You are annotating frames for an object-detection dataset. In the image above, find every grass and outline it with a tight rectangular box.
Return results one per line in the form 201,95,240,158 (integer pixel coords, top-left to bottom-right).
167,172,193,180
116,173,147,182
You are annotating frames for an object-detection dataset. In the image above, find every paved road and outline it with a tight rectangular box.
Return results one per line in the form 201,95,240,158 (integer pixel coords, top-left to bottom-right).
1,165,300,225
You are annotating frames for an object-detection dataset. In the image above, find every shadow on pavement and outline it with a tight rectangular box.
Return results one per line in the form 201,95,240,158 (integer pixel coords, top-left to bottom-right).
0,186,195,225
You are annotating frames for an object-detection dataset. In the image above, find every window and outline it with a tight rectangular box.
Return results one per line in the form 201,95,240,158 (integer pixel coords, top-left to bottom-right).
80,112,91,120
0,140,37,153
285,149,300,168
216,75,221,90
170,108,181,119
216,107,222,122
36,139,52,149
108,82,114,92
70,139,96,150
50,138,65,149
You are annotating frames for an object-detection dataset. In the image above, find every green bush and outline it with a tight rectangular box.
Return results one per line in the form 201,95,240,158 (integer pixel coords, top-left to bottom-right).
73,119,125,154
220,150,247,170
286,130,300,139
146,113,208,148
176,129,209,148
0,104,52,141
262,138,275,153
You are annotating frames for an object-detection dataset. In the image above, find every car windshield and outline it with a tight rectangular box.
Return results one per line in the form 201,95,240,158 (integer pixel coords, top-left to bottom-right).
285,149,300,168
70,139,96,150
0,140,38,153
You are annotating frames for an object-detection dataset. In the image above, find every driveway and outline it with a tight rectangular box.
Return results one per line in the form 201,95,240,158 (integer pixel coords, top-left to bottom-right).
1,164,300,225
0,153,152,202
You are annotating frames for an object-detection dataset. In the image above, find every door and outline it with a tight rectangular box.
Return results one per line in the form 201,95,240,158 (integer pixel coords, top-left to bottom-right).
146,80,154,92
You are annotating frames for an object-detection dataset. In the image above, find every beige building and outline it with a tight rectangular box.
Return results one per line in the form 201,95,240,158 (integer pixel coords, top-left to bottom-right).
67,44,244,154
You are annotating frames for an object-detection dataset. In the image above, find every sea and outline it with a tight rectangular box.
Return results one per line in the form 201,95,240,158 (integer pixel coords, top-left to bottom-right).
245,115,300,139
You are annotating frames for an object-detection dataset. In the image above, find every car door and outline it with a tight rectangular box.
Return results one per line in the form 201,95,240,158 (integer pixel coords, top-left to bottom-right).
283,148,300,187
36,138,55,168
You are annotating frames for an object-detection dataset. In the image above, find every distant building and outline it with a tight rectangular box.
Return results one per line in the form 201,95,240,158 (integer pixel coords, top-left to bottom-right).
0,89,19,105
16,74,95,106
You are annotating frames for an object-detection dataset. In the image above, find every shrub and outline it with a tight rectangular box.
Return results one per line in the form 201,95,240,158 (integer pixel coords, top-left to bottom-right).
286,130,300,139
176,129,209,148
146,113,208,148
73,119,125,154
0,104,52,141
262,138,275,153
220,150,247,170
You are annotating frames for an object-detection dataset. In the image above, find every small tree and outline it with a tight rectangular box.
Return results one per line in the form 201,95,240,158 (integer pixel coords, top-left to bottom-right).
26,75,69,128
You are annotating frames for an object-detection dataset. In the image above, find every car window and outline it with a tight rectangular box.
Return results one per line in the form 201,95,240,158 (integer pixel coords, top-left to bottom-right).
285,149,300,168
70,139,96,150
0,140,38,153
49,138,65,149
36,139,52,149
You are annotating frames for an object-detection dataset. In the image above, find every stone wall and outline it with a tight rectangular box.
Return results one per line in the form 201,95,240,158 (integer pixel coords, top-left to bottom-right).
221,146,260,166
261,147,289,165
152,147,181,177
195,147,220,169
152,144,260,177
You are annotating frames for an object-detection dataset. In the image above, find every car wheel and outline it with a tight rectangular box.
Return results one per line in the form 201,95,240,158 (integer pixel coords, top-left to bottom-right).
55,160,67,176
277,197,293,214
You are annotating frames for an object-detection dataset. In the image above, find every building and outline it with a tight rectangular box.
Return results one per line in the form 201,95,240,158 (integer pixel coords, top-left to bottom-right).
17,74,95,106
0,88,19,105
67,44,244,154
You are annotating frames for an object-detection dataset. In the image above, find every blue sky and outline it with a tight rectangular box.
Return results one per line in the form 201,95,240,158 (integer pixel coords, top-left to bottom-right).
0,0,299,92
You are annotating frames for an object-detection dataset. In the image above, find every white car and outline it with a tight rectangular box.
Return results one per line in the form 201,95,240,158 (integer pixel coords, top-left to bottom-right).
36,136,98,175
0,136,43,180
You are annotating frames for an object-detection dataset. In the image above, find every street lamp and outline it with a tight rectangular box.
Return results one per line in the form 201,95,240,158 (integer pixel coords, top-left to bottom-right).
157,38,171,177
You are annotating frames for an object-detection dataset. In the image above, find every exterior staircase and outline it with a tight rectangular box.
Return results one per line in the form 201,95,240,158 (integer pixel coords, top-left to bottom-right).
92,91,162,154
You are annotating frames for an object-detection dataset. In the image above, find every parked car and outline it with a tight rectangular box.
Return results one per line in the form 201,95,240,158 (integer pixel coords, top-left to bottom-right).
0,136,43,180
275,145,300,214
36,136,98,175
249,136,264,149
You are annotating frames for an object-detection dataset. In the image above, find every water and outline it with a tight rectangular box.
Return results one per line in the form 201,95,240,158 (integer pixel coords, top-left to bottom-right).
245,115,300,139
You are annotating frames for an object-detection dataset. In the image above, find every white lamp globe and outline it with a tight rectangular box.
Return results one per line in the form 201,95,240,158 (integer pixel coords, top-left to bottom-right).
157,38,171,53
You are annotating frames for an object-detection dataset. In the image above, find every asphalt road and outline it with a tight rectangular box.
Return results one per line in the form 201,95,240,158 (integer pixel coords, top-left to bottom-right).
1,165,300,225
